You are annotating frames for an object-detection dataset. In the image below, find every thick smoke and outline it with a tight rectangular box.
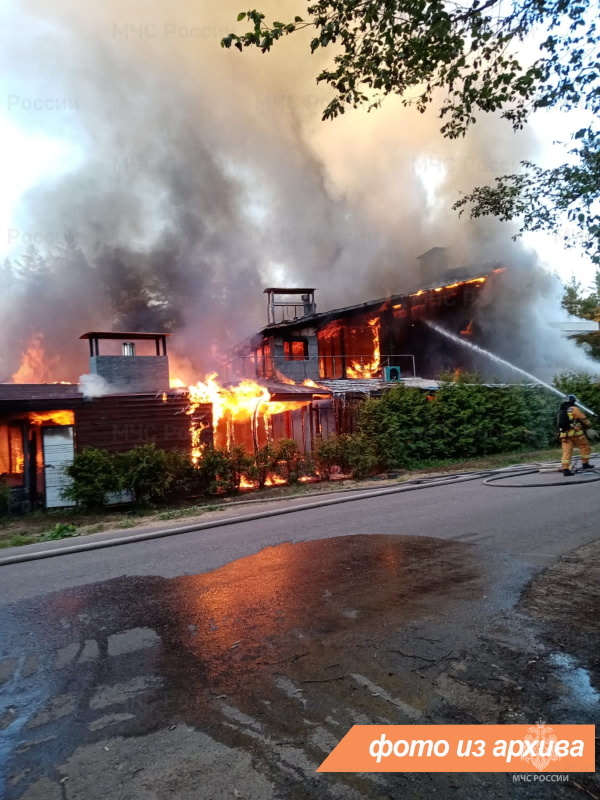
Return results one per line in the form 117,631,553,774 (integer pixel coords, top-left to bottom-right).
0,0,596,382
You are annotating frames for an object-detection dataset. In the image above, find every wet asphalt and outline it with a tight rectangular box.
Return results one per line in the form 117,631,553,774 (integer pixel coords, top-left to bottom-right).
1,477,599,799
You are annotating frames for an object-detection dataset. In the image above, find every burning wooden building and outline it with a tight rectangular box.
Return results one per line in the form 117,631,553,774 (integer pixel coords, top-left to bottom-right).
0,332,211,511
1,331,331,510
227,250,505,385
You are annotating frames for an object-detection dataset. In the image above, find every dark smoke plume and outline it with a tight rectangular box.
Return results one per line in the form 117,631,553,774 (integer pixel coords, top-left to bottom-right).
0,0,596,382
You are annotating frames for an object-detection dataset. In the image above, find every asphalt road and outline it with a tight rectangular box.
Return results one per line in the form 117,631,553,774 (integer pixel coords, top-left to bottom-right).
1,475,599,800
2,475,600,604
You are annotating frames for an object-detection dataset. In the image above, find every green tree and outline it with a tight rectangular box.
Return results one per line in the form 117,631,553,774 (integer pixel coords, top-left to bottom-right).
223,1,600,260
555,371,600,415
561,269,600,358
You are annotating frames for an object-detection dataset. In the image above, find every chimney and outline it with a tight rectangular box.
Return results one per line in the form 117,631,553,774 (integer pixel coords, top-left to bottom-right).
80,332,171,393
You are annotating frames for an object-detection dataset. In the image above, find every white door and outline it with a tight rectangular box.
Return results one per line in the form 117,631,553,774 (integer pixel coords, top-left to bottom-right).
42,426,76,508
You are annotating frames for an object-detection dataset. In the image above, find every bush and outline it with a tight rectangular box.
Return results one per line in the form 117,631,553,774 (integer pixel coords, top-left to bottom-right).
226,445,254,493
249,444,277,489
161,449,197,502
274,438,302,484
343,433,377,479
314,436,339,480
64,447,120,509
118,444,170,506
191,446,254,495
191,447,230,495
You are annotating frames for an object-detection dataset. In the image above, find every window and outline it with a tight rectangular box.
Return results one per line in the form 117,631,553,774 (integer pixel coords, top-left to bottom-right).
257,341,273,378
0,423,25,488
283,339,308,361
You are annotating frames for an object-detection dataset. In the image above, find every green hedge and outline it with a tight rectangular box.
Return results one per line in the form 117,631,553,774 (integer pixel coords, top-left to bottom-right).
63,440,315,509
554,371,600,416
358,375,560,470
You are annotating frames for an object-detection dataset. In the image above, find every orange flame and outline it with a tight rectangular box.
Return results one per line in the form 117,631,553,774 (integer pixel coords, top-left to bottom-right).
11,333,61,384
265,474,286,487
187,375,270,462
346,317,381,379
188,374,270,429
186,374,313,463
29,410,75,426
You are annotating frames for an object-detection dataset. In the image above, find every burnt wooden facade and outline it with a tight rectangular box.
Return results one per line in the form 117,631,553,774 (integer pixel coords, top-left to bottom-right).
0,385,211,510
75,394,210,454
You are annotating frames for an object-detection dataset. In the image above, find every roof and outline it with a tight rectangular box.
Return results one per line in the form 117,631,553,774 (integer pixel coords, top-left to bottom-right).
0,384,185,406
79,331,172,340
315,378,441,394
0,383,82,402
257,380,330,398
254,269,498,337
417,247,447,258
549,316,599,335
263,288,316,294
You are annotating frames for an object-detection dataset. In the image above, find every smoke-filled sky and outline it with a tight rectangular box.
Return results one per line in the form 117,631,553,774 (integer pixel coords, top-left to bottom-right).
0,0,597,382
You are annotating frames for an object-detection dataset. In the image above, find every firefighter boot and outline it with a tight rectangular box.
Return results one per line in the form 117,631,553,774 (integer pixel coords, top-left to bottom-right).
581,462,595,470
563,469,575,477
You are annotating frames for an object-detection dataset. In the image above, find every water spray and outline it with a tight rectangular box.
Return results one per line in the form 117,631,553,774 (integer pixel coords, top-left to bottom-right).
426,321,597,416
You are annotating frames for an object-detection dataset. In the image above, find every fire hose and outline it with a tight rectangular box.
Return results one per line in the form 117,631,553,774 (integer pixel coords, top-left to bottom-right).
1,456,599,566
482,461,600,487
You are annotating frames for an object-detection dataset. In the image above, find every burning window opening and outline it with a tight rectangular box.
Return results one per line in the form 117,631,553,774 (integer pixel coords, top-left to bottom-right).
0,423,25,488
283,339,308,361
346,317,381,379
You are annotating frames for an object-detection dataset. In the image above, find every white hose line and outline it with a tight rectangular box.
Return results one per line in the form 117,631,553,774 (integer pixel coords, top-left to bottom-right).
2,455,598,567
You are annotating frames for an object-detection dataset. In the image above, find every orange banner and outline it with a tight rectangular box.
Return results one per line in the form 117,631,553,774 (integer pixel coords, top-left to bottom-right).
317,724,595,773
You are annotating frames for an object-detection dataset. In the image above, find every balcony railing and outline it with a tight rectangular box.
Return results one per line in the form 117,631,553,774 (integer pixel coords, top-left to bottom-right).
222,354,417,382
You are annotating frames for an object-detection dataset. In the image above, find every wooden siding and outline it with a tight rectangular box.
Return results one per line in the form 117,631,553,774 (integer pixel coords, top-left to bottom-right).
75,394,211,454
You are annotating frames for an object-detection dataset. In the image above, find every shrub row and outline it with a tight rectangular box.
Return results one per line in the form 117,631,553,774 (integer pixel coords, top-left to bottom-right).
356,375,563,470
64,439,317,510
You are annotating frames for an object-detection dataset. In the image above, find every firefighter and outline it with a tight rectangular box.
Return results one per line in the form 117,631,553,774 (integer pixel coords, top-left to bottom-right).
558,394,596,476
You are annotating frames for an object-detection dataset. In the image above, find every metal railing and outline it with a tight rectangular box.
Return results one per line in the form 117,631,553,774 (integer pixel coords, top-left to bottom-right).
222,354,417,382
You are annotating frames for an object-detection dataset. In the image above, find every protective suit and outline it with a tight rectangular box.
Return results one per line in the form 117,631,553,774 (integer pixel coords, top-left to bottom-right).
558,397,594,475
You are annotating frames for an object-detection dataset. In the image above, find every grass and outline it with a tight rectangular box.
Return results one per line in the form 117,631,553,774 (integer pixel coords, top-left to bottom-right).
0,446,563,550
0,534,38,549
157,504,219,521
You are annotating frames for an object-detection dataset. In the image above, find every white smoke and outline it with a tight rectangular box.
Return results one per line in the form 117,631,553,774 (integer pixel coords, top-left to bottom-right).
78,373,115,398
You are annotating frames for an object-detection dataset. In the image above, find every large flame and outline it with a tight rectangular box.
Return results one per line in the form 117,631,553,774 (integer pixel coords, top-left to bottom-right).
186,373,312,464
29,410,75,426
188,374,270,430
11,333,61,384
346,317,381,379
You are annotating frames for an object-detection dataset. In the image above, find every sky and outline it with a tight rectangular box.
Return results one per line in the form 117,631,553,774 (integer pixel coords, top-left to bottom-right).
0,0,597,291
